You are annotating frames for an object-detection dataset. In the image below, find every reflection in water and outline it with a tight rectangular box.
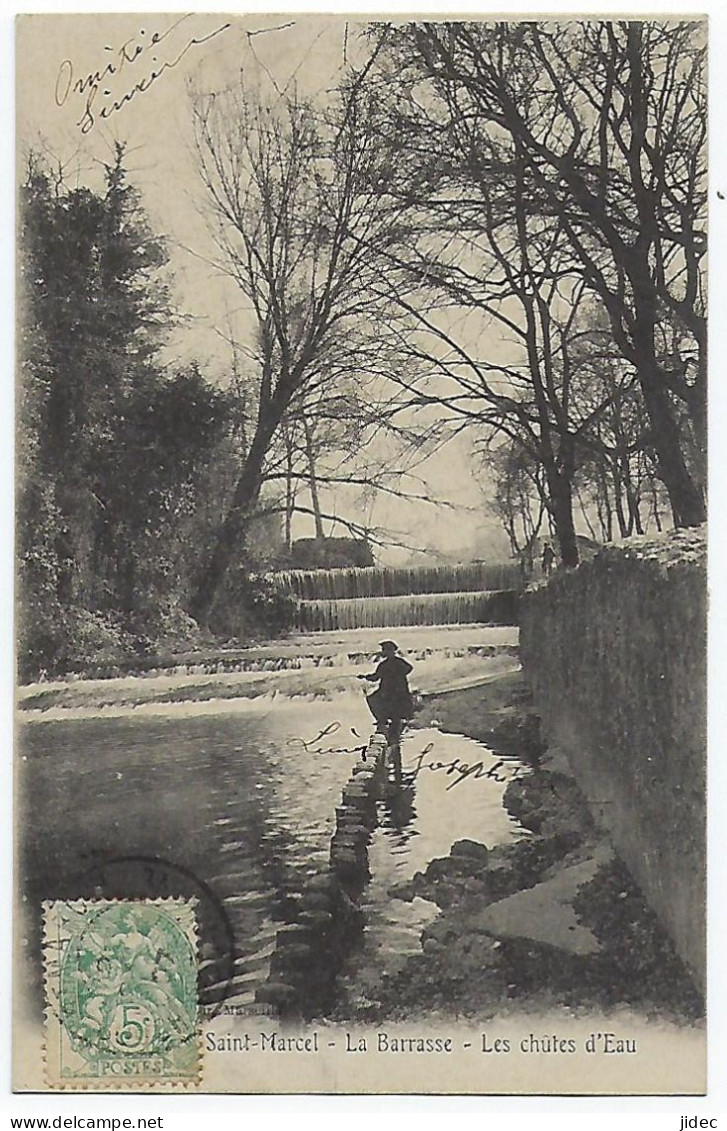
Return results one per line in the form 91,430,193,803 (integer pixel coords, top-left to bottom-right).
18,698,373,1015
335,727,524,1008
380,744,416,832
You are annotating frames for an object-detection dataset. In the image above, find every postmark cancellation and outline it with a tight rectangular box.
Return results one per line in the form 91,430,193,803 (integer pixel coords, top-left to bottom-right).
42,899,199,1089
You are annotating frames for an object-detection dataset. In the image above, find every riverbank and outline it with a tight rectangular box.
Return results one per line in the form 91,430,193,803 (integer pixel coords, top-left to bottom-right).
331,672,703,1026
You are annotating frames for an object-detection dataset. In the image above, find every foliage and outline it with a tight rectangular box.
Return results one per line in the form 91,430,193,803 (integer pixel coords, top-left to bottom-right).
207,571,297,640
17,148,230,678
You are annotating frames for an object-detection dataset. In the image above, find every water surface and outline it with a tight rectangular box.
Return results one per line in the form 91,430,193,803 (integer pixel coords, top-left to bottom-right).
18,636,524,1016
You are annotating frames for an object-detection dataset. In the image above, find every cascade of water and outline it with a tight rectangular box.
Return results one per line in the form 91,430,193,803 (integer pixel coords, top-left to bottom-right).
268,562,521,601
296,590,519,631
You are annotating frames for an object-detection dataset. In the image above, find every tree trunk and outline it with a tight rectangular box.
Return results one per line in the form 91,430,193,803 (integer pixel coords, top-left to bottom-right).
550,476,579,566
542,432,579,567
543,446,579,567
650,477,663,533
639,369,706,527
595,467,613,542
187,427,272,625
303,419,325,540
629,268,706,529
284,438,294,553
613,471,630,539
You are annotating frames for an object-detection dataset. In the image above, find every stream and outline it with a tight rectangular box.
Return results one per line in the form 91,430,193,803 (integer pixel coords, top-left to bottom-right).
18,629,525,1018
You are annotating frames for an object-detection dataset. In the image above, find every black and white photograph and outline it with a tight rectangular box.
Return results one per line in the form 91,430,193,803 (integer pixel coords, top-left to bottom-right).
13,11,708,1094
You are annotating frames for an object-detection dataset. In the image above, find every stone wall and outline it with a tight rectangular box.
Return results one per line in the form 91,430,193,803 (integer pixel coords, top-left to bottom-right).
520,528,707,990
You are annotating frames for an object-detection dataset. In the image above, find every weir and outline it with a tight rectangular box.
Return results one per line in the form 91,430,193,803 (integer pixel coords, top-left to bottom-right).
268,561,521,631
270,561,521,601
296,590,518,631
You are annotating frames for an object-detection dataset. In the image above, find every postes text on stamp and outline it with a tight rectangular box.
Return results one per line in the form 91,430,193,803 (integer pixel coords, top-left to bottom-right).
43,899,199,1088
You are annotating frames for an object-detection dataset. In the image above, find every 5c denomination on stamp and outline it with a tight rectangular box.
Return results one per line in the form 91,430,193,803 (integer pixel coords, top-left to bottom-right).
43,899,199,1089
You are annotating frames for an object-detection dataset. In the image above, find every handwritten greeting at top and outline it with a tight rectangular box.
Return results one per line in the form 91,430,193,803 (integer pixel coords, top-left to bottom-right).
54,14,231,134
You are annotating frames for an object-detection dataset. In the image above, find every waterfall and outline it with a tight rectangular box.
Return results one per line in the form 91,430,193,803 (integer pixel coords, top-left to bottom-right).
295,590,519,632
269,562,521,601
263,560,521,631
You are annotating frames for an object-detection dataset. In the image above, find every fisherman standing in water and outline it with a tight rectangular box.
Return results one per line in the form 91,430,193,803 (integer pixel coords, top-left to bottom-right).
358,640,414,737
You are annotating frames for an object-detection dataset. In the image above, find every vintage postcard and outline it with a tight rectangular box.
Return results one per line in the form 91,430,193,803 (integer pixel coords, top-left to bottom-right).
14,12,707,1094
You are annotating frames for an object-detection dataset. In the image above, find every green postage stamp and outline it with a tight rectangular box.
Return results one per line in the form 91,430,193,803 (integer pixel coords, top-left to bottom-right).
43,900,199,1088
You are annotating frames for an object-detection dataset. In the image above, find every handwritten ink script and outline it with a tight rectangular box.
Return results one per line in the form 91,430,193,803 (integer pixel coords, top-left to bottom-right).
409,743,524,790
287,726,525,789
287,721,366,758
54,15,231,134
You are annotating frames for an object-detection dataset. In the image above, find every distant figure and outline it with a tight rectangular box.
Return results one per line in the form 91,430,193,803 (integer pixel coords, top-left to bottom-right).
358,641,413,736
541,542,556,576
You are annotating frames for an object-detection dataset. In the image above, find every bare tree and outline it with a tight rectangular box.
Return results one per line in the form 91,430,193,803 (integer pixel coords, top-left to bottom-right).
486,440,547,578
353,52,632,566
571,335,653,540
389,19,706,527
186,72,411,621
